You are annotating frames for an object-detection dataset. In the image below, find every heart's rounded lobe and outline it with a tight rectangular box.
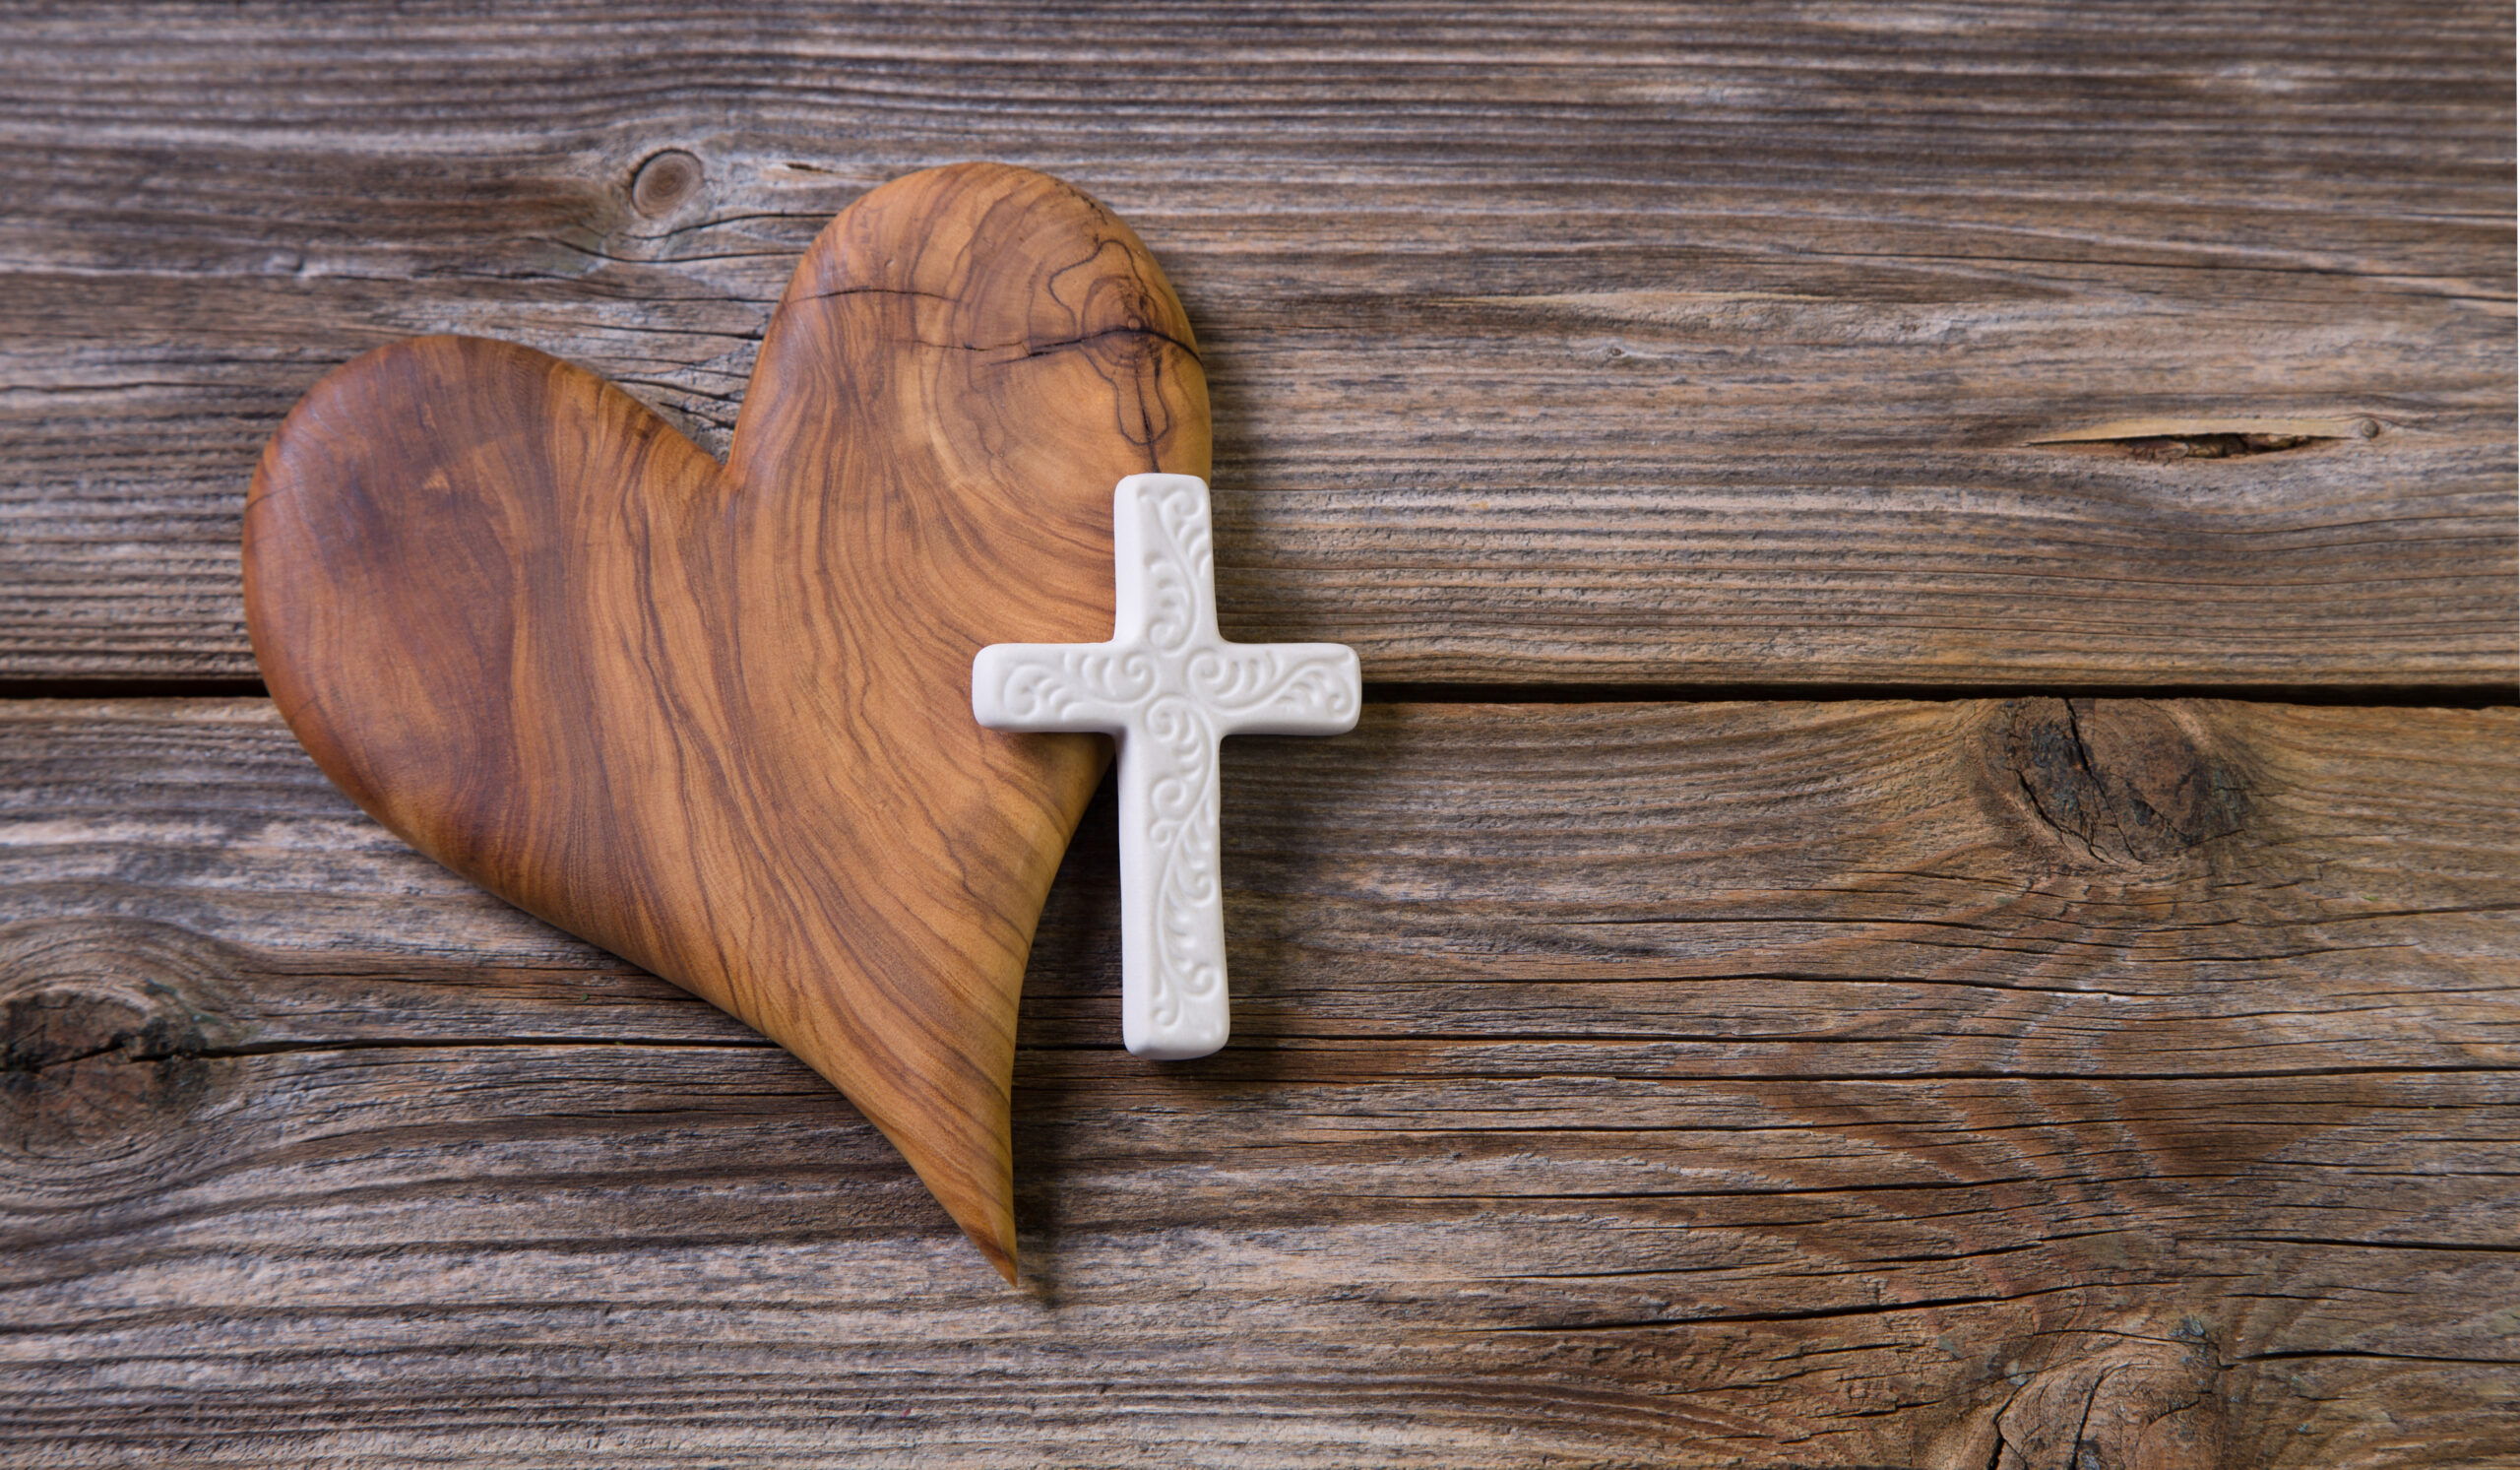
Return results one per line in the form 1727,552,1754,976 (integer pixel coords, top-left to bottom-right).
244,163,1210,1280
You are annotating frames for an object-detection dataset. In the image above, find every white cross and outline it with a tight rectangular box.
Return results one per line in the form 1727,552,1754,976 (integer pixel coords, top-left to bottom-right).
972,474,1361,1059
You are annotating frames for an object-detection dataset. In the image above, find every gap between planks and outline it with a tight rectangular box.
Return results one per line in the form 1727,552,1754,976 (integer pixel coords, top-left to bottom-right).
0,677,2511,708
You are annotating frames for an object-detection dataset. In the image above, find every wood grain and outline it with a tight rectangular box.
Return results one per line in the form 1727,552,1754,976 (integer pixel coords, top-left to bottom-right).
243,162,1209,1279
2,1,2510,689
3,697,2512,1467
3,4,2511,1463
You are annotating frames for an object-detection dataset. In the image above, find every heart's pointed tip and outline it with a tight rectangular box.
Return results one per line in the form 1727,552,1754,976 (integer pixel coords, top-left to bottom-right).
936,1181,1021,1286
979,1234,1020,1288
857,1078,1025,1288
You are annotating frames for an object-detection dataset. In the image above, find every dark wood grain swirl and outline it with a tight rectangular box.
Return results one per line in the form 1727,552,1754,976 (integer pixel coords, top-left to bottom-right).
240,162,1211,1279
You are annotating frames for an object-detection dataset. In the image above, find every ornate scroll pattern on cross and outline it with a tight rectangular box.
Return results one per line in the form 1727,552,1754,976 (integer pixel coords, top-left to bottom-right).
973,474,1361,1059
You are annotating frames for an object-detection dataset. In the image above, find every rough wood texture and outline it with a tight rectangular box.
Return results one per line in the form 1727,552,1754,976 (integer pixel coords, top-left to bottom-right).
2,3,2511,689
245,162,1208,1279
3,4,2513,1465
2,697,2512,1466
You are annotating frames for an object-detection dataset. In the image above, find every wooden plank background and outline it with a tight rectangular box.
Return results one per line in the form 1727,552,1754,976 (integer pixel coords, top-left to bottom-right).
5,2,2512,691
1,4,2512,1467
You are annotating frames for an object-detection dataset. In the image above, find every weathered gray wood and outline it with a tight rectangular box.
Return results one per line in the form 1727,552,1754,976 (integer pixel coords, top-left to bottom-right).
4,4,2512,1464
2,2,2511,687
3,698,2511,1467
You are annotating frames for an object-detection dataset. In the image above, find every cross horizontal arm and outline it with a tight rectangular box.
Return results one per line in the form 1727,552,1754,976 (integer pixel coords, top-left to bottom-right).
1191,644,1362,737
970,642,1154,734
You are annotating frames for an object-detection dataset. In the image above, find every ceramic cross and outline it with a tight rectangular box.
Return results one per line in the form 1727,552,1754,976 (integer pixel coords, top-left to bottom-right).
973,473,1361,1059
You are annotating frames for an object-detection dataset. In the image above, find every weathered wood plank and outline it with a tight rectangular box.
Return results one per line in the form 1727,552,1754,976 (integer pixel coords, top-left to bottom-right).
3,698,2510,1466
3,2,2511,686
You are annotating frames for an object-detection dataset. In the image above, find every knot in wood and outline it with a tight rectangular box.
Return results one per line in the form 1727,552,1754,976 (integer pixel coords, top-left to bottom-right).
630,149,705,217
1985,1319,2225,1470
0,920,241,1174
1999,699,2248,867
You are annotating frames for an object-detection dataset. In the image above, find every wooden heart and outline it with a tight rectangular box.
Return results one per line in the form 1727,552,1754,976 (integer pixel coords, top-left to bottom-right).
242,162,1209,1280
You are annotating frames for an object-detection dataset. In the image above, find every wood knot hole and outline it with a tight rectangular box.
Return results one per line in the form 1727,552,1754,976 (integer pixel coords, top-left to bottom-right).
1982,1316,2225,1470
631,149,705,217
2000,699,2248,866
0,920,243,1169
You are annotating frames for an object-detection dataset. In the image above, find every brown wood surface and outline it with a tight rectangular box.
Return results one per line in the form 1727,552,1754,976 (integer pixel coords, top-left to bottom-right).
246,162,1208,1280
2,3,2513,1466
3,697,2513,1466
1,3,2511,691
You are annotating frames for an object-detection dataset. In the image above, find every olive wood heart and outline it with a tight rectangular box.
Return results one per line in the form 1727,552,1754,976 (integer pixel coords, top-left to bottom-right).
243,162,1209,1281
